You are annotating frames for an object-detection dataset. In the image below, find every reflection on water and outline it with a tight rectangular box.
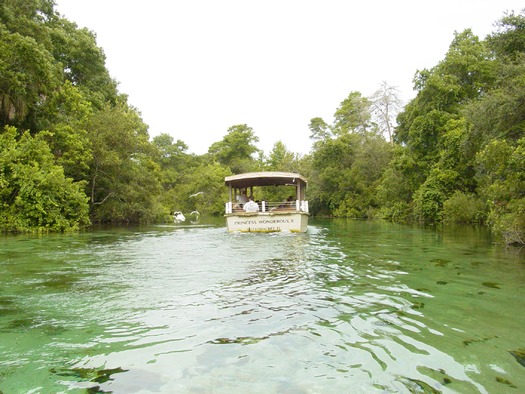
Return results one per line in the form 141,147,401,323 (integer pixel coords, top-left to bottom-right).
0,220,524,393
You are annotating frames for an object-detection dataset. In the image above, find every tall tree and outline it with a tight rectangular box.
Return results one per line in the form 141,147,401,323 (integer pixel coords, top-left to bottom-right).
0,25,61,128
475,138,525,244
49,18,118,107
208,124,260,173
386,29,496,223
333,91,373,136
308,117,331,142
370,81,402,144
152,133,192,189
265,141,299,172
87,102,161,223
486,10,525,60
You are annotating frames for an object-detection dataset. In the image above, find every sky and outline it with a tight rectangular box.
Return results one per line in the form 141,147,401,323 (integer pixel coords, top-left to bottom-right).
55,0,524,155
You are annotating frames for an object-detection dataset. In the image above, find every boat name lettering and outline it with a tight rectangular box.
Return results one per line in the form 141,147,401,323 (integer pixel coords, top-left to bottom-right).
233,218,294,226
234,220,258,225
259,219,292,224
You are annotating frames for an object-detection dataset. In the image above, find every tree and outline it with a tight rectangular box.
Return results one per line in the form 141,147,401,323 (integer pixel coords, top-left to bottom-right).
475,138,525,244
308,128,391,218
387,29,498,225
265,141,300,172
308,117,331,141
333,91,373,136
0,126,90,232
463,54,525,145
396,30,493,146
208,124,260,173
376,146,419,222
486,10,525,60
49,18,118,107
37,81,93,181
158,161,232,218
152,133,192,189
370,81,402,144
87,102,162,223
0,0,57,42
0,25,61,128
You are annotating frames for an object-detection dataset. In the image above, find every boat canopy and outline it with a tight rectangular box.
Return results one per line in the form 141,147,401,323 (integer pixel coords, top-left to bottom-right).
224,172,307,189
224,172,309,231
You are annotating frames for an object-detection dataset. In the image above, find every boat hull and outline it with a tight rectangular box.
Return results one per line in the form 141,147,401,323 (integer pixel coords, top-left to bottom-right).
225,211,309,233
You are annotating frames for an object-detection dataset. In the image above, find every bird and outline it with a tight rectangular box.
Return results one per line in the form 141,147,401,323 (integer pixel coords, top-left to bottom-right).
173,211,186,223
189,210,200,224
189,191,204,198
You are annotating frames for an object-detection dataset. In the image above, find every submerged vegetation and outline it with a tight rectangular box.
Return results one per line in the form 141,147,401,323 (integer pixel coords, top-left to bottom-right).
1,2,524,245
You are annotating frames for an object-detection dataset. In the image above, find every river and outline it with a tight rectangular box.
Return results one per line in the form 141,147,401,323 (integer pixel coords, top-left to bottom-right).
0,219,524,393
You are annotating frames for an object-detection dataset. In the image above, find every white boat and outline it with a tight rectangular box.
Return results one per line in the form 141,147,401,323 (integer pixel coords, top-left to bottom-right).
224,171,309,233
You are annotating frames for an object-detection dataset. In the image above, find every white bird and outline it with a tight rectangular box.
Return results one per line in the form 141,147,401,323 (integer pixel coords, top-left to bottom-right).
173,211,186,223
189,210,200,224
189,191,204,198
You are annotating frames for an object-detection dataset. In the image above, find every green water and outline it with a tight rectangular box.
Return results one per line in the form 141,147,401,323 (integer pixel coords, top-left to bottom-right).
0,220,524,393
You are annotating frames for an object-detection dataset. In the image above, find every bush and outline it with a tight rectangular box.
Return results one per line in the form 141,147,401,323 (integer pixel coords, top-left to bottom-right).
379,202,413,223
443,191,487,224
490,198,525,245
413,185,443,224
0,127,90,232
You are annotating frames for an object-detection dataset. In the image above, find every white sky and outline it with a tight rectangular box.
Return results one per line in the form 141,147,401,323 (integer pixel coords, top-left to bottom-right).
55,0,523,155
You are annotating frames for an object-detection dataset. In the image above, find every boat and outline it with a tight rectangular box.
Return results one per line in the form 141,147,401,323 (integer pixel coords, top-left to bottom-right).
224,171,309,232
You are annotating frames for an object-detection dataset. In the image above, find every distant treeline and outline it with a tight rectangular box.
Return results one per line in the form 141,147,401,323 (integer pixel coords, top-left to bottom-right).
1,2,524,245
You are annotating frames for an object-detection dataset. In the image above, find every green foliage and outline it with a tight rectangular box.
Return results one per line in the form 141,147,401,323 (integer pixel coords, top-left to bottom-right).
39,81,93,181
412,176,444,224
475,138,525,243
161,163,232,218
308,117,330,141
0,0,57,42
376,144,422,223
443,191,486,224
152,133,194,189
333,91,373,136
0,126,90,232
264,141,301,172
308,128,391,218
406,110,454,163
490,198,525,245
0,0,117,129
463,56,525,144
396,30,493,146
487,11,525,59
48,18,118,107
408,118,478,223
208,124,260,174
86,102,162,223
379,201,413,223
0,25,61,127
385,20,523,235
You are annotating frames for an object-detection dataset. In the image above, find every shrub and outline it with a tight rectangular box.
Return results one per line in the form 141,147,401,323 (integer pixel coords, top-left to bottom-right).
443,191,487,224
491,198,525,245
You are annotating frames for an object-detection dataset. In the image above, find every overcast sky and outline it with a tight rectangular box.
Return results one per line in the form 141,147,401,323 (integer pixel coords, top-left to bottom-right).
55,0,523,155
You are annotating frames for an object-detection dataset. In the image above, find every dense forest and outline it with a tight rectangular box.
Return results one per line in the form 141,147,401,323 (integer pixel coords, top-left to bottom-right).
1,1,524,245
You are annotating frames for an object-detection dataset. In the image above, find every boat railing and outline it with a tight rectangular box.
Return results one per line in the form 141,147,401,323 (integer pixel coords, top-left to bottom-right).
225,200,309,214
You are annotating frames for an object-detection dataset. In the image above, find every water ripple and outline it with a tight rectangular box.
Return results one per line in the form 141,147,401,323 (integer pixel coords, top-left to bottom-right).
1,223,523,393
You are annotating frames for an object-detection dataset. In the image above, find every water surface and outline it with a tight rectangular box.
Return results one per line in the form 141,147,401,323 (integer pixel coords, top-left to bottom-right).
0,220,524,393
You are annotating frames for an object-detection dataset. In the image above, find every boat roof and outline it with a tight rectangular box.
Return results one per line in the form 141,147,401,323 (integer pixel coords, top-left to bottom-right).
225,172,307,188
